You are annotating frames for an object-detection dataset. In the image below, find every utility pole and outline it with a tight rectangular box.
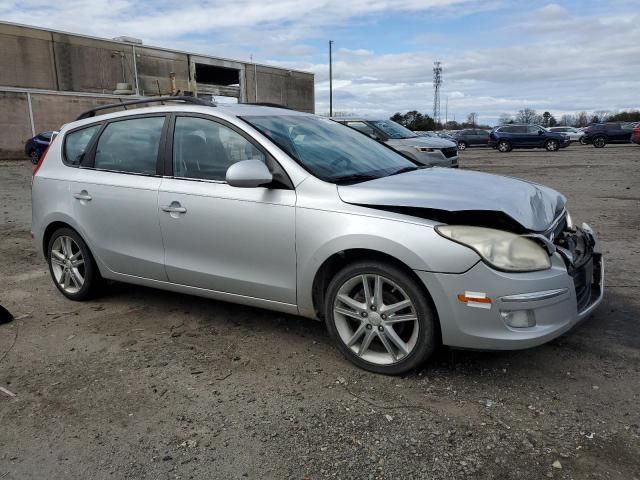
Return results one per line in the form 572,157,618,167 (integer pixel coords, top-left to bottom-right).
329,40,334,117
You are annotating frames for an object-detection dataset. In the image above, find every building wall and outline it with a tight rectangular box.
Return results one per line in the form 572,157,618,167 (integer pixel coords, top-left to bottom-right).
0,22,315,158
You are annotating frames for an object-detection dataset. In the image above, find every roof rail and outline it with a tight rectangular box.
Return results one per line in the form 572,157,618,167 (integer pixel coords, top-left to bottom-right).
241,102,293,110
75,96,215,120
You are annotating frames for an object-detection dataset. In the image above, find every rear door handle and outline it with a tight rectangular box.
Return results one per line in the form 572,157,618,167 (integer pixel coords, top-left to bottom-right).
73,191,92,201
161,202,187,214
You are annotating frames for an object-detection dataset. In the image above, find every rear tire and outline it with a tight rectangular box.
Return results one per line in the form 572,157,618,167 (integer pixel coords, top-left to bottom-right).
457,141,467,151
592,136,606,148
579,136,588,145
497,140,511,152
47,228,101,301
28,150,39,164
545,139,559,151
324,261,437,375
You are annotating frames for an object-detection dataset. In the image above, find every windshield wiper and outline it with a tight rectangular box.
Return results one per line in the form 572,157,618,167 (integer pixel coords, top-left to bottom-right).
388,166,419,177
333,173,381,185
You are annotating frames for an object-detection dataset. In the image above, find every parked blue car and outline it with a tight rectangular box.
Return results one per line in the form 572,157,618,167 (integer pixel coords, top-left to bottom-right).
25,131,57,164
488,125,570,152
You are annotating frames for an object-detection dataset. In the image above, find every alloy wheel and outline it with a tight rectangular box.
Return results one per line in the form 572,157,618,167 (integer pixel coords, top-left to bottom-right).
50,235,85,294
498,141,510,152
546,140,558,151
457,141,467,151
333,274,419,365
593,137,606,148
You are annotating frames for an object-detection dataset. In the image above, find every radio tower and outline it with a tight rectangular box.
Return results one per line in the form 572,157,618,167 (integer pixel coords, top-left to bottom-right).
433,61,442,128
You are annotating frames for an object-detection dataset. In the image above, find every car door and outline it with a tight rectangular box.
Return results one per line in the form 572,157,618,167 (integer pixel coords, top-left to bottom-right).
524,125,544,146
158,114,297,304
71,114,168,280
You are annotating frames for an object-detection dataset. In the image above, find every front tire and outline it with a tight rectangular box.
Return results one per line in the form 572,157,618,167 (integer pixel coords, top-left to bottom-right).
579,136,588,145
47,228,101,301
592,136,606,148
324,261,437,375
545,139,559,151
497,140,511,152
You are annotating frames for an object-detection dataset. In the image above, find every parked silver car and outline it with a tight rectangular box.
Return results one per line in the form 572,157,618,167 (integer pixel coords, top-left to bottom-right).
332,118,458,168
32,97,604,374
548,126,586,144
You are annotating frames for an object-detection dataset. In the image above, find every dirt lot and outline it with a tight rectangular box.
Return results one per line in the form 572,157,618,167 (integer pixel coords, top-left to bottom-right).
1,144,639,479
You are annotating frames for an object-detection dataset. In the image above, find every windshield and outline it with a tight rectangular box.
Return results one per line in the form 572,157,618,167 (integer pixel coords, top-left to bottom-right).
370,120,418,139
242,115,418,184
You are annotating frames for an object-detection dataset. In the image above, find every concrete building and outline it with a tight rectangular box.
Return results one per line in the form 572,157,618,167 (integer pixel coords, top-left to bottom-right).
0,21,315,158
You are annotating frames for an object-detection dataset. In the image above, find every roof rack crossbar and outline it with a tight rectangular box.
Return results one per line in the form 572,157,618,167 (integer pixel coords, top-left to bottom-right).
76,96,215,120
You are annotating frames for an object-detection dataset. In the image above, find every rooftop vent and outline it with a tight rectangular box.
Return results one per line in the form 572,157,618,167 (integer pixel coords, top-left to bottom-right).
113,36,143,45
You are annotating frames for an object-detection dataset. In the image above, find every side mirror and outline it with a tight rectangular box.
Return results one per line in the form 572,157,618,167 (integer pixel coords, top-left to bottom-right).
538,130,544,135
226,160,273,188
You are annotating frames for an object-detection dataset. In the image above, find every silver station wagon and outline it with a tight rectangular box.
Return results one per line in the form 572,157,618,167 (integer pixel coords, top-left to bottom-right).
31,97,604,374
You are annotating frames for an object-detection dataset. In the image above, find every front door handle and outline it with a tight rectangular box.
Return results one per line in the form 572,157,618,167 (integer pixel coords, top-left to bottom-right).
73,190,92,201
161,202,187,214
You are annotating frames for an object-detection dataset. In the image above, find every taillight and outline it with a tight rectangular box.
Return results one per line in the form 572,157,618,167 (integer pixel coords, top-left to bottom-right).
32,144,51,178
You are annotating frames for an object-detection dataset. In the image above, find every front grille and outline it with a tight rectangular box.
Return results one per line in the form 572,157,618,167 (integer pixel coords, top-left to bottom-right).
441,147,458,158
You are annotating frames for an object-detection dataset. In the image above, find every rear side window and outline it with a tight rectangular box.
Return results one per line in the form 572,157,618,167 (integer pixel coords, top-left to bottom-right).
64,125,101,166
94,117,165,175
173,116,266,181
346,121,377,137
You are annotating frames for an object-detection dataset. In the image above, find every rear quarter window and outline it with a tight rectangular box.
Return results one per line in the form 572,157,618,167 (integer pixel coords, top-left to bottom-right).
63,124,102,166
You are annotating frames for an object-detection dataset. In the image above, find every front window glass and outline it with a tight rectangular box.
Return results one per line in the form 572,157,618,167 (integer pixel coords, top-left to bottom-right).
242,115,417,184
369,120,417,139
173,116,265,181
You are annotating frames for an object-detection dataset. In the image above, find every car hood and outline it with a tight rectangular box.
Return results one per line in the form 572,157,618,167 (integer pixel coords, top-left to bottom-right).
388,136,456,149
338,168,566,232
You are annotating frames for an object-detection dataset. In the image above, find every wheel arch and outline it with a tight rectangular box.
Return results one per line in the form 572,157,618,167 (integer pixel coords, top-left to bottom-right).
306,247,442,344
43,221,81,260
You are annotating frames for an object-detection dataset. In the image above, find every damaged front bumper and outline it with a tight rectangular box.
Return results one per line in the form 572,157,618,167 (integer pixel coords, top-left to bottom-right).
416,224,604,350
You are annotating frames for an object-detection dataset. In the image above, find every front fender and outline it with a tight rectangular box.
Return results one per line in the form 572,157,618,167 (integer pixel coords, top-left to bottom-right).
295,207,480,317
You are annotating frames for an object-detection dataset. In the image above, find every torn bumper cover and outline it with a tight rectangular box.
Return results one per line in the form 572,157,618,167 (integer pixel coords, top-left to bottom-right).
415,224,604,350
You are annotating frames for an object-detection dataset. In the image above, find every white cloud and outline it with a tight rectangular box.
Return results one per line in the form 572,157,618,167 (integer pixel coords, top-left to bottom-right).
1,0,638,123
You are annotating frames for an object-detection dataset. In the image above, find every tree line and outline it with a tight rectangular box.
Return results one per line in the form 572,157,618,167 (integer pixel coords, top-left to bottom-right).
390,110,491,131
499,108,640,128
389,108,640,130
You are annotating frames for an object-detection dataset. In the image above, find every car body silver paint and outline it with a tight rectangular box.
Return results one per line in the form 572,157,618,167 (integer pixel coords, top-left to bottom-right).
32,103,603,352
416,253,604,349
158,177,297,304
337,167,567,232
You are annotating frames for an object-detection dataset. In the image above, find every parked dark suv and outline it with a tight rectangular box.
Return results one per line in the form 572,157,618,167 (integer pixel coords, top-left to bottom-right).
582,122,635,148
454,129,491,150
488,125,570,152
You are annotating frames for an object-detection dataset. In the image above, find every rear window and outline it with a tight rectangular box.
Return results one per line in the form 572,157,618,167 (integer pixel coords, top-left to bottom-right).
63,125,101,166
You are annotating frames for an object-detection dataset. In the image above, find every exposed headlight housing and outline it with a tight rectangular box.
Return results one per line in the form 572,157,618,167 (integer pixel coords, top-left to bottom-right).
435,225,551,272
415,146,436,153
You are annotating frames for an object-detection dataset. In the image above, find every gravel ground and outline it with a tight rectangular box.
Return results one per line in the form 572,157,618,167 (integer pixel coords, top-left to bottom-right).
1,143,639,479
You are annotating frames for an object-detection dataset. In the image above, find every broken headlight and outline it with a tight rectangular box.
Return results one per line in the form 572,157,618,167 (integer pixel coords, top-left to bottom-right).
435,226,551,272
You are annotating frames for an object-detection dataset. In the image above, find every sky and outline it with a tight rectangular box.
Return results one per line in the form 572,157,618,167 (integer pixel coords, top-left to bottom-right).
1,0,639,124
